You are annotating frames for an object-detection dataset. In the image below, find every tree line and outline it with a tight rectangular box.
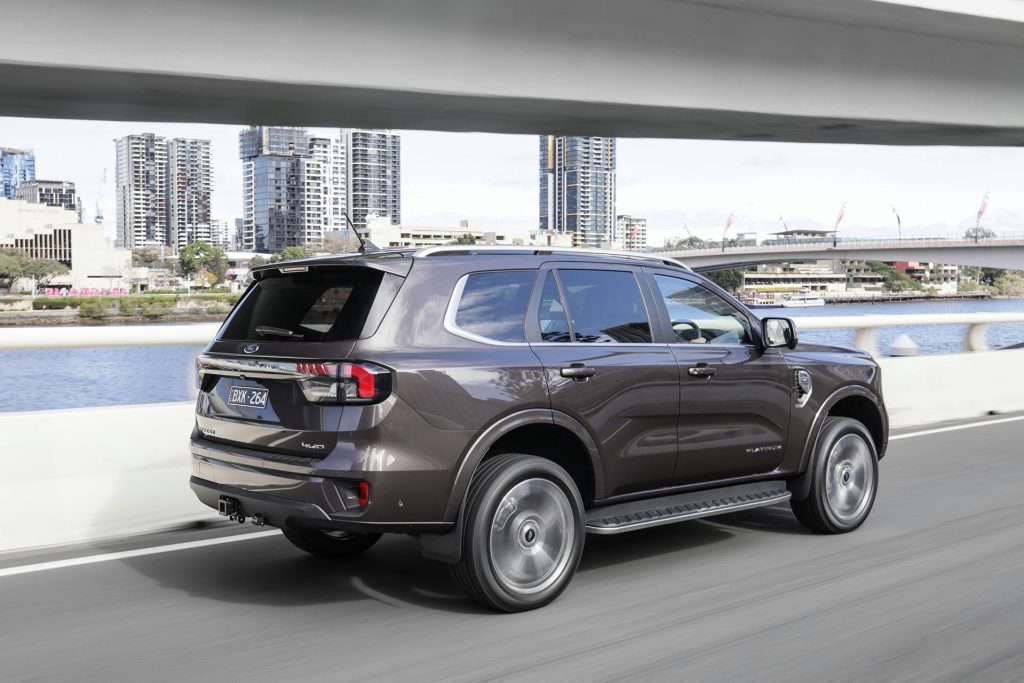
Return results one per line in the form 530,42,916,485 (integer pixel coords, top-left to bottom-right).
0,249,69,293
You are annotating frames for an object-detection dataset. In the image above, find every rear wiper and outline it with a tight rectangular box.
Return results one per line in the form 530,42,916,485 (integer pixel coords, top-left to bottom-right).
254,325,304,340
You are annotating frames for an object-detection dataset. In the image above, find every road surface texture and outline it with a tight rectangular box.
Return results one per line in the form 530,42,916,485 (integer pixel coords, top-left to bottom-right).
2,415,1023,682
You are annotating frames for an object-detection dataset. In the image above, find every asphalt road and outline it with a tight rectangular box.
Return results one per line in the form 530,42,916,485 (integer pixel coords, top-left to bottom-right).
3,416,1024,682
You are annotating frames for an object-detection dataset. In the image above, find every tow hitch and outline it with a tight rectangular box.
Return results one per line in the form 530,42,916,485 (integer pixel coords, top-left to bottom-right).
218,496,268,526
218,496,246,524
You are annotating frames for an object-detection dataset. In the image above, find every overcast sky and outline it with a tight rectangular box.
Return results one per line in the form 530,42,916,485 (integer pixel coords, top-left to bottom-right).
3,117,1022,246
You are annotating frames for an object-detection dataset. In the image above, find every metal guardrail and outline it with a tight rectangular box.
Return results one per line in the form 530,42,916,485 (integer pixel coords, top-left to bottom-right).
0,323,220,350
791,312,1024,356
1,314,1023,356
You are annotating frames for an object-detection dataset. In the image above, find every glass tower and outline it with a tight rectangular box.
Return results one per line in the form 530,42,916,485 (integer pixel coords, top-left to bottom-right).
1,147,36,199
240,126,339,253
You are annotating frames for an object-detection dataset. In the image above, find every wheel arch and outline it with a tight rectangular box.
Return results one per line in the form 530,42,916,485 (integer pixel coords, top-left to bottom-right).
422,409,602,564
789,385,887,501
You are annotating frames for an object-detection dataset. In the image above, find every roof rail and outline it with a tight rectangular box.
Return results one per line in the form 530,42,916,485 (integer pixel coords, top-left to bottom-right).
414,245,690,270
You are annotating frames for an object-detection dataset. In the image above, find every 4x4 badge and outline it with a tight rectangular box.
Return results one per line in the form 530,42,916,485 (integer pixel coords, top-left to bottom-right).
243,344,259,354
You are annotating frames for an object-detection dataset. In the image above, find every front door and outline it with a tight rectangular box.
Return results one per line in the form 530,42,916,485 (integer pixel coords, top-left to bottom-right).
527,265,680,497
646,271,792,483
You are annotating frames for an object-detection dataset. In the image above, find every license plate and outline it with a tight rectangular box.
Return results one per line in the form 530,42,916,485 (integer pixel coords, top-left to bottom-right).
227,385,269,409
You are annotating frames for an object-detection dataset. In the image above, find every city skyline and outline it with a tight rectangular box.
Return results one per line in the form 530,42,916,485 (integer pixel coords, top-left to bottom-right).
3,117,1024,250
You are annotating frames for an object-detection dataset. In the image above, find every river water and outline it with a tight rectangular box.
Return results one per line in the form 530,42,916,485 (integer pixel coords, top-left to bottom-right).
1,297,1021,413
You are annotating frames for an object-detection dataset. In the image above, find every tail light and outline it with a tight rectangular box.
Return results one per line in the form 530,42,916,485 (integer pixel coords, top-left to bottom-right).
296,361,392,405
195,356,392,405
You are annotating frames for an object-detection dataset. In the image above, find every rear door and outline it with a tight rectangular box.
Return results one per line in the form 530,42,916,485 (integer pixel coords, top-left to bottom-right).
526,264,679,497
195,263,402,457
645,270,791,483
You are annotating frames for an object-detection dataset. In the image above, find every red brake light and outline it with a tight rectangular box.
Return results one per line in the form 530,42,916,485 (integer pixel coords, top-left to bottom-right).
345,363,376,399
358,481,370,508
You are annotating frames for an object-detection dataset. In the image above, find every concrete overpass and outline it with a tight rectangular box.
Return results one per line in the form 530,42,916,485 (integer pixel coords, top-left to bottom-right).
660,238,1024,271
3,0,1024,144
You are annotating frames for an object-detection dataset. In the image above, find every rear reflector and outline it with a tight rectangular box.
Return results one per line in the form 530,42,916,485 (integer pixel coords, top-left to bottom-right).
358,481,370,508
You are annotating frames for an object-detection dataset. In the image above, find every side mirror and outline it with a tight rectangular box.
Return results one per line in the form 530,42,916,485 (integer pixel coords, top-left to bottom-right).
762,317,798,349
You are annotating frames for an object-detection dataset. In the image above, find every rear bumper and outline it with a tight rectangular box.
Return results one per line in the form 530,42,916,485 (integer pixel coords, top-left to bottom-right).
189,437,453,534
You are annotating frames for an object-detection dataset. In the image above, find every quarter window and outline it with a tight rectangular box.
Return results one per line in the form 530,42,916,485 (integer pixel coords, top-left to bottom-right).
556,269,652,343
537,271,572,342
654,275,753,345
453,271,536,343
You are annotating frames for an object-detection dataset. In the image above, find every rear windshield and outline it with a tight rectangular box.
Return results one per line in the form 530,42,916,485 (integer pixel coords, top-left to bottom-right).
221,267,401,343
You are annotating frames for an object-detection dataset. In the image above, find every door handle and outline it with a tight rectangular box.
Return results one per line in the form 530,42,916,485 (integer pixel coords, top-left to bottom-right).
560,364,596,380
687,366,718,378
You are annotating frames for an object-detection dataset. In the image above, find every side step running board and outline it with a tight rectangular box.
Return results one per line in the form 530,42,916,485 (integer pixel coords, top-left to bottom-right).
585,481,791,534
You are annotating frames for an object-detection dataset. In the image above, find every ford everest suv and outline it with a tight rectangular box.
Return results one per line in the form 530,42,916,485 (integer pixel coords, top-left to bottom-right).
190,246,887,611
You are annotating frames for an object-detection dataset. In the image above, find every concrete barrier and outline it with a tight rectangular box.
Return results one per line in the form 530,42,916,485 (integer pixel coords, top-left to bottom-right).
877,350,1024,428
0,402,215,553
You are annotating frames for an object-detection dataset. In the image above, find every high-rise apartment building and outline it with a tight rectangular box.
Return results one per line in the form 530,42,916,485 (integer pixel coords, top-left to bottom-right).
115,134,213,250
1,147,36,199
347,129,400,231
539,136,616,248
15,180,78,213
208,219,233,250
616,214,648,252
310,135,348,232
115,133,168,248
168,138,213,251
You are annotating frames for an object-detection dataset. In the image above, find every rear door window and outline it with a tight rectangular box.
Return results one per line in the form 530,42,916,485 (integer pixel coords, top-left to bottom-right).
221,267,400,342
452,270,536,343
555,269,652,343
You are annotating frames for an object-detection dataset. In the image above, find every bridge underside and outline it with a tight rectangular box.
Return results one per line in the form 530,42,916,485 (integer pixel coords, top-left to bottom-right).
3,0,1024,144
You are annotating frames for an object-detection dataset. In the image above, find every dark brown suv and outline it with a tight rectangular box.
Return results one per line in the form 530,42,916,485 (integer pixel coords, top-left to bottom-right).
190,246,887,611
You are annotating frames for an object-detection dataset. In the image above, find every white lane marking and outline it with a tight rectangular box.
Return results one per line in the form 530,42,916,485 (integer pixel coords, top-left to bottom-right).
2,416,1023,580
0,529,281,579
889,414,1024,441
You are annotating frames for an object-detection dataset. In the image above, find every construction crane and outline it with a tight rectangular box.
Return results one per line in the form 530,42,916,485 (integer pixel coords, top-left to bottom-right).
94,168,106,224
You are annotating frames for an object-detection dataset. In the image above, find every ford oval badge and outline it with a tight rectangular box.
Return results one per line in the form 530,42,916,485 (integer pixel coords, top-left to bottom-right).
243,343,259,354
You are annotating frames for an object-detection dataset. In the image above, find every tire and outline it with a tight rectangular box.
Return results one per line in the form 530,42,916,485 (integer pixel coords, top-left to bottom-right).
451,453,586,612
791,416,879,534
283,528,382,558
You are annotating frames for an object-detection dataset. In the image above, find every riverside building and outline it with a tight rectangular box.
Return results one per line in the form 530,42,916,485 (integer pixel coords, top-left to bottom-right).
0,198,131,291
15,180,79,214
